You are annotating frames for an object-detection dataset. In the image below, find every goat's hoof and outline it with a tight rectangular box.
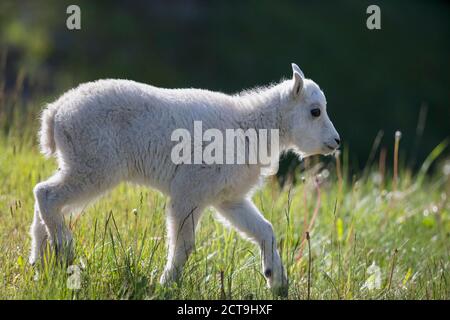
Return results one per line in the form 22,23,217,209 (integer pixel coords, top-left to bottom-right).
28,254,38,266
265,268,288,298
272,284,289,298
160,269,180,286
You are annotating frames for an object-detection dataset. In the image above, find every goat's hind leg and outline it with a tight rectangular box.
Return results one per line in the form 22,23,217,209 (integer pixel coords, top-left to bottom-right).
32,172,106,265
29,204,49,265
32,174,76,265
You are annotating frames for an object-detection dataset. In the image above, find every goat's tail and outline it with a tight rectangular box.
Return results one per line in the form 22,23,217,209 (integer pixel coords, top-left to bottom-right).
38,104,57,158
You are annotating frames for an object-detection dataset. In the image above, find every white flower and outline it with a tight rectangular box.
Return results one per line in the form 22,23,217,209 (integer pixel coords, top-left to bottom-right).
371,172,382,185
361,261,382,291
443,161,450,176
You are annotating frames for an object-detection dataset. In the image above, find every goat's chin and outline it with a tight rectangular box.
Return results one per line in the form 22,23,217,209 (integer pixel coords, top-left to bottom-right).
295,147,336,158
289,147,306,160
289,146,334,159
321,147,338,156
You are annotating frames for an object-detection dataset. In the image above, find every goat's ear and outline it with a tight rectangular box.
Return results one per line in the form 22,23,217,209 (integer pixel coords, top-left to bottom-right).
291,63,304,98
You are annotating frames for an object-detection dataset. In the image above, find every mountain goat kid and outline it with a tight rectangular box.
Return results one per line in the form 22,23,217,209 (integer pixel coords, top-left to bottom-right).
30,63,340,296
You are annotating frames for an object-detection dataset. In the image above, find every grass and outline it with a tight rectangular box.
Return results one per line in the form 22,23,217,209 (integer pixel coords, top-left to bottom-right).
0,129,449,300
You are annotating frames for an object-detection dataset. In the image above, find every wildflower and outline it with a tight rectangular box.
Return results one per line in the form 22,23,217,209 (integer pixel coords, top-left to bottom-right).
443,161,450,176
361,261,382,291
371,172,382,185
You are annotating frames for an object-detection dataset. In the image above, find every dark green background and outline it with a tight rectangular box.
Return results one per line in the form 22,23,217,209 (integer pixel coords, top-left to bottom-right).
1,0,449,172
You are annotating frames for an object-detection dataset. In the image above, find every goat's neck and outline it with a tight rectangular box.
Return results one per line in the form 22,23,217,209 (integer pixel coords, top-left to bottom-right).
234,82,292,151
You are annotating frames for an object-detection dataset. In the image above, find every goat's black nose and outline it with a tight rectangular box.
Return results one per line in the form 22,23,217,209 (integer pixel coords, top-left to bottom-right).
335,138,340,145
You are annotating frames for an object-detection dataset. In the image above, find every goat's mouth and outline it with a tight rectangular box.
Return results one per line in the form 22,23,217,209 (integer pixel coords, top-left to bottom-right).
323,143,338,155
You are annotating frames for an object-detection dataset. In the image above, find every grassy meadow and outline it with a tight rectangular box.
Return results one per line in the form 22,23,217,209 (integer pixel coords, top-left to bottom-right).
0,95,449,300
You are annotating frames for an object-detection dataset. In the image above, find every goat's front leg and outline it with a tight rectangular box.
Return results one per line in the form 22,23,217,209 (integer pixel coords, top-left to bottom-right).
160,200,203,285
215,199,288,296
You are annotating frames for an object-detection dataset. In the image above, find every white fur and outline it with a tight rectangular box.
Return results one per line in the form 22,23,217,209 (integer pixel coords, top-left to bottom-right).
30,63,339,295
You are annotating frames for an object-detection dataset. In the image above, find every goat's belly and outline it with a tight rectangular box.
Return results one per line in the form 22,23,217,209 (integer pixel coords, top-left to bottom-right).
126,150,176,195
214,166,262,203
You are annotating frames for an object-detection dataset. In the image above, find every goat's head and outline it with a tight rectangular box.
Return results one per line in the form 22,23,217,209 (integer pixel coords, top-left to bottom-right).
282,63,340,157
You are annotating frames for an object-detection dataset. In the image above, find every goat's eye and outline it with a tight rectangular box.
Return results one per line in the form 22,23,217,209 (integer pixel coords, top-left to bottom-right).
311,108,321,117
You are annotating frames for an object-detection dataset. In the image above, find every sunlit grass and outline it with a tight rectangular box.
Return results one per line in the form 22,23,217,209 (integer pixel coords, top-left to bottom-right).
0,132,448,300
